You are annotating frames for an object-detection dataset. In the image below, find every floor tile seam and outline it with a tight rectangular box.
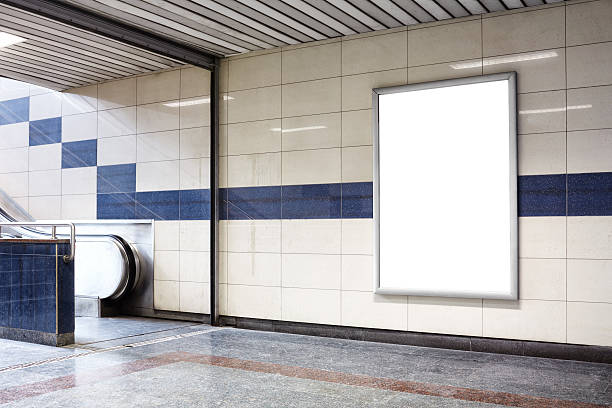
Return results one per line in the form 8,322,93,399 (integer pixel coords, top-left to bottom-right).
72,322,205,346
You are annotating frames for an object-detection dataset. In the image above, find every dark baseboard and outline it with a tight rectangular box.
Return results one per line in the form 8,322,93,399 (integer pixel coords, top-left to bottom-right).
0,327,74,347
219,316,612,364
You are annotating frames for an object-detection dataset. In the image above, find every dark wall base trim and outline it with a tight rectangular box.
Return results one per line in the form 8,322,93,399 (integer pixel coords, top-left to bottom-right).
219,316,612,364
122,308,210,324
0,327,74,347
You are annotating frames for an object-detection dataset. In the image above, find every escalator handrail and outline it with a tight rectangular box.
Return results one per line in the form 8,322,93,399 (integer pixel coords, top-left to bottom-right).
0,221,76,262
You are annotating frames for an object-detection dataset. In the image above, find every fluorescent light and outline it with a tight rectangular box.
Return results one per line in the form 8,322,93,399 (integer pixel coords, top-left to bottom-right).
163,95,233,108
0,32,26,48
451,51,558,70
270,125,327,133
519,104,592,115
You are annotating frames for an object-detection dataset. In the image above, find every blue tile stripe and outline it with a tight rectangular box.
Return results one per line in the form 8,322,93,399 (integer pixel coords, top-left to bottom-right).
29,117,61,146
62,139,97,168
0,97,29,126
518,174,566,217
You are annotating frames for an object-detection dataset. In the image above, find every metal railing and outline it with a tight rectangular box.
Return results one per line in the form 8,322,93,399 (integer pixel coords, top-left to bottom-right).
0,222,76,262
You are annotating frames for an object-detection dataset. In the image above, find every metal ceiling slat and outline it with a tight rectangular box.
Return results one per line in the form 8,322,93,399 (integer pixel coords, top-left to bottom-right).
300,0,371,33
412,0,454,19
326,0,386,30
523,0,544,6
501,0,524,8
436,0,471,17
190,0,298,44
391,0,436,23
371,0,419,25
456,0,488,14
0,61,86,88
479,0,508,11
268,0,348,37
0,69,68,91
234,0,326,40
0,54,99,83
136,0,271,49
346,0,404,28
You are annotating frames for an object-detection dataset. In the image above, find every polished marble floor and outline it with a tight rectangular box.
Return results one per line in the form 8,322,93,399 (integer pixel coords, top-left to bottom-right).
0,316,610,407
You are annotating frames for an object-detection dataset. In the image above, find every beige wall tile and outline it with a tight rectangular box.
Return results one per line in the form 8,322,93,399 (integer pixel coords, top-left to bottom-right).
567,85,612,131
98,107,136,138
281,113,341,151
180,97,211,129
282,288,341,325
282,148,341,185
567,302,612,347
227,252,281,286
567,129,612,173
154,250,179,281
137,102,180,133
136,160,179,192
282,78,341,117
227,86,281,123
342,291,407,330
519,258,566,301
29,195,60,219
227,119,281,155
567,42,612,88
567,259,612,303
342,146,373,182
180,158,209,189
227,285,281,320
342,109,372,147
179,251,209,283
409,20,481,66
97,135,136,166
483,299,566,343
484,48,566,93
61,112,97,142
180,67,211,99
567,0,612,46
179,220,209,252
408,60,482,84
483,7,565,56
227,220,281,253
408,297,483,336
61,167,97,195
518,91,566,134
0,122,28,149
219,283,228,315
137,130,180,163
343,31,407,75
154,280,179,311
282,254,341,289
0,147,27,173
180,126,210,159
62,85,97,116
568,216,612,259
0,172,28,197
282,42,341,83
179,282,209,314
518,217,566,258
227,152,281,187
229,52,281,91
137,70,180,104
282,219,341,254
61,194,96,220
342,219,373,255
342,69,407,111
29,170,61,196
154,220,179,251
518,132,566,175
341,255,373,292
98,78,136,110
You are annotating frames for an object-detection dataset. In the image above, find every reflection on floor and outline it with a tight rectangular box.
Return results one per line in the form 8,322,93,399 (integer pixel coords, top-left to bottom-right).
0,316,610,407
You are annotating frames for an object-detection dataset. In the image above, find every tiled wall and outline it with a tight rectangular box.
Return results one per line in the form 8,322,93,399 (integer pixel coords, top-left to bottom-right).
0,67,212,315
218,0,612,347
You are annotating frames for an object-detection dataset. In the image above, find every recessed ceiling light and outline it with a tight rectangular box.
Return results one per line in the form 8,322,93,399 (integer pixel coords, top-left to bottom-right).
0,32,26,48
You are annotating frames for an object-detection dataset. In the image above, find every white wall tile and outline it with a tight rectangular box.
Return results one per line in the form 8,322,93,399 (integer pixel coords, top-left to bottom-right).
154,280,179,311
0,147,28,173
408,297,483,336
179,282,209,314
180,158,210,189
29,169,61,196
97,135,137,166
282,288,341,325
281,113,340,151
180,251,209,283
136,160,179,192
61,167,97,195
137,102,180,133
180,97,210,129
62,112,97,142
519,258,566,301
567,42,612,89
567,216,612,259
137,70,180,104
518,91,566,134
282,148,340,185
343,31,407,75
98,78,136,110
568,129,612,173
227,252,281,286
61,194,96,220
282,78,341,117
28,143,61,171
227,153,280,188
567,302,612,347
154,250,180,281
0,122,28,149
566,0,612,46
0,172,28,197
227,284,281,320
483,299,566,343
282,219,341,254
518,132,566,175
98,107,136,138
342,146,372,182
137,130,180,162
227,220,281,253
567,85,612,131
342,291,407,330
180,126,210,159
180,67,211,99
0,78,29,101
227,119,281,155
342,110,372,147
567,259,612,303
154,220,180,250
342,219,373,255
219,283,228,315
62,85,97,116
408,60,481,84
342,69,406,111
227,86,281,123
29,195,61,220
282,42,341,83
281,254,341,289
341,255,373,292
29,92,62,121
229,52,281,91
179,220,209,252
518,217,566,259
409,20,481,66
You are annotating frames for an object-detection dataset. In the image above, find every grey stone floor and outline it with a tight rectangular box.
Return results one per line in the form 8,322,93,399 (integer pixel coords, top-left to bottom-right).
0,316,610,407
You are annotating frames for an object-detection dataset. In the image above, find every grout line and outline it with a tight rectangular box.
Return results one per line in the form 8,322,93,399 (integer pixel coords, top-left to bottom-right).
564,2,569,344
